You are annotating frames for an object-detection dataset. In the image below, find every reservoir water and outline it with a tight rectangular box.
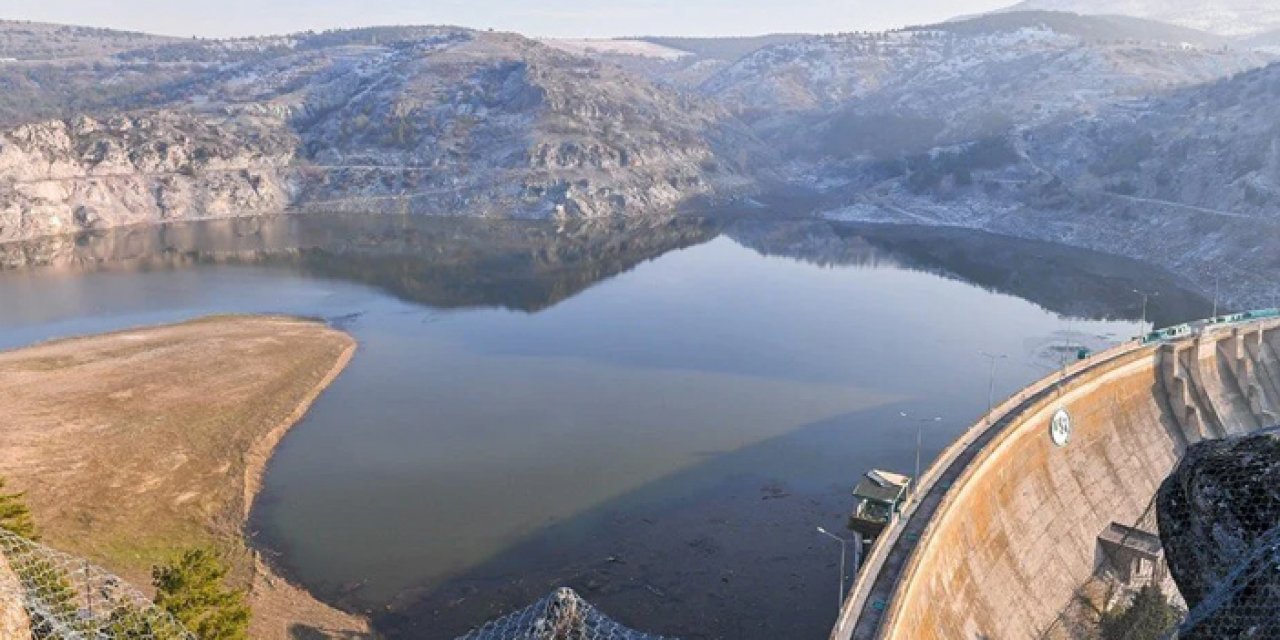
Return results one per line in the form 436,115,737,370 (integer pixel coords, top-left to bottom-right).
0,214,1212,639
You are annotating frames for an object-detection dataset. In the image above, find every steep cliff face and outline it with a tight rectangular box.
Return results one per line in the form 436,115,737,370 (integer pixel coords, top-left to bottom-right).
1157,431,1280,637
0,112,296,242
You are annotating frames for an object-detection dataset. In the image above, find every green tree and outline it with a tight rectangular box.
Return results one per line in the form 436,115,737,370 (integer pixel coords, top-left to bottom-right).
1101,584,1180,640
0,477,37,539
152,549,250,640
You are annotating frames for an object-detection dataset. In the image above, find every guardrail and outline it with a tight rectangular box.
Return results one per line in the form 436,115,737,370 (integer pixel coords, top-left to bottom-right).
1142,308,1280,344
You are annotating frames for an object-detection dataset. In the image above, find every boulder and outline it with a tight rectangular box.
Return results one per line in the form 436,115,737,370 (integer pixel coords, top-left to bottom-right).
1156,430,1280,637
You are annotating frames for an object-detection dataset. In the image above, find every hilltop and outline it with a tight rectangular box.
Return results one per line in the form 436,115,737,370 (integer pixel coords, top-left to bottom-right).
1000,0,1280,37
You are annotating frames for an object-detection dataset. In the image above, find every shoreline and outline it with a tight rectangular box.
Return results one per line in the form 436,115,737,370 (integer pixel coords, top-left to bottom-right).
0,314,372,639
242,339,357,521
241,337,374,639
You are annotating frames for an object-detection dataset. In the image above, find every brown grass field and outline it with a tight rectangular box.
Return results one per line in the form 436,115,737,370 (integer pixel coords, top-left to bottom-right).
0,315,370,639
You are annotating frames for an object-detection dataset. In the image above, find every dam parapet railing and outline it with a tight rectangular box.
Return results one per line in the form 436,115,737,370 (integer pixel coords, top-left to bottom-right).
833,309,1280,640
1141,308,1280,345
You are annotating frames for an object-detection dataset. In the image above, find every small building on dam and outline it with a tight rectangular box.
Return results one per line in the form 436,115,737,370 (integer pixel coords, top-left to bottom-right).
834,312,1280,639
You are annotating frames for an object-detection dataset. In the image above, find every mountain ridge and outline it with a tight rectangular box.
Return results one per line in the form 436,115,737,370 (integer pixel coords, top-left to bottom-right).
999,0,1280,37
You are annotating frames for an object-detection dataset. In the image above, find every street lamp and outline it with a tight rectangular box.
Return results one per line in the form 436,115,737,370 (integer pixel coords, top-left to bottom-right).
1133,289,1158,334
1213,275,1221,318
817,526,853,610
900,412,941,493
980,352,1007,417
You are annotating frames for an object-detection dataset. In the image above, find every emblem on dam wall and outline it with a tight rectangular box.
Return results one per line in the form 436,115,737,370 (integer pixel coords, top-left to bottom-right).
1050,408,1073,447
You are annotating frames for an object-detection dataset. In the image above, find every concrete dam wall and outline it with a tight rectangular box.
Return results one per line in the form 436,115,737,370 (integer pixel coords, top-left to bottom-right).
835,315,1280,640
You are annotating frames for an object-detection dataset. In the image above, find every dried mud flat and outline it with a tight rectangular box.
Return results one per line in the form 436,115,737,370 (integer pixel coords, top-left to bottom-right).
0,315,370,639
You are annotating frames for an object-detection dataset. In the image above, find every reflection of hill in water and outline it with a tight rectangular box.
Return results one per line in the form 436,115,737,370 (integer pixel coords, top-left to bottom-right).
725,219,1214,327
0,215,720,312
1,213,1213,323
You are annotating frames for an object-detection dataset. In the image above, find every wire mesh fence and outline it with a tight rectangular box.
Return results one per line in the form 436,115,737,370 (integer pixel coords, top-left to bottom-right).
1170,522,1280,639
456,588,672,640
1159,428,1280,640
0,529,194,640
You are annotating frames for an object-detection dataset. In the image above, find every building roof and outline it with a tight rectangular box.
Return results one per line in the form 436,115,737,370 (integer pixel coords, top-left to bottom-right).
854,470,910,504
867,469,910,487
1098,522,1164,558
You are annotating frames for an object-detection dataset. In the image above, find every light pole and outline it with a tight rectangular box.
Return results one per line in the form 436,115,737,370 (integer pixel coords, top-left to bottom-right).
817,526,849,610
900,412,941,493
1213,275,1221,318
980,352,1007,417
1133,289,1158,334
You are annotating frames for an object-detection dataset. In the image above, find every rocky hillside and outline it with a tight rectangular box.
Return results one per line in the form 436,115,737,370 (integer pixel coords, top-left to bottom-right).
810,56,1280,308
676,12,1280,307
0,26,757,242
1157,430,1280,636
5,13,1280,308
1001,0,1280,37
700,12,1269,160
1026,61,1280,216
0,112,296,241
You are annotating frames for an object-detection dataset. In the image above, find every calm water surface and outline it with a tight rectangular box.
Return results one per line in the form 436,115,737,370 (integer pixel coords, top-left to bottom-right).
0,215,1211,639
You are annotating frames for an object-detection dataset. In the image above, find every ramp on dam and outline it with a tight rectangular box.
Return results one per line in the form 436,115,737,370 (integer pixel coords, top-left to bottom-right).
833,312,1280,640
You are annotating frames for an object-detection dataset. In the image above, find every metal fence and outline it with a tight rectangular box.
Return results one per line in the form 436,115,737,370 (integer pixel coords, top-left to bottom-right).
0,529,194,640
457,588,672,640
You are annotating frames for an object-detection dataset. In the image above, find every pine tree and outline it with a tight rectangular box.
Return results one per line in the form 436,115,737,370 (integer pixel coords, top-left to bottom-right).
0,477,37,540
152,549,250,640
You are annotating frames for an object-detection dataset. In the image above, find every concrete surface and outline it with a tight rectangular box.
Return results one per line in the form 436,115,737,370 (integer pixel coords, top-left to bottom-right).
835,317,1280,640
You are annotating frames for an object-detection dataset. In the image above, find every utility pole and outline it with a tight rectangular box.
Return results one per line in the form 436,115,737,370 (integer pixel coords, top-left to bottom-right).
981,352,1008,418
817,527,849,610
1213,275,1221,318
900,412,941,493
1133,289,1159,334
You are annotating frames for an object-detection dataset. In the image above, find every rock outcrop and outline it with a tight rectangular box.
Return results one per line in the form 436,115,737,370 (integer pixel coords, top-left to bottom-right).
1156,430,1280,637
0,551,31,640
0,112,297,242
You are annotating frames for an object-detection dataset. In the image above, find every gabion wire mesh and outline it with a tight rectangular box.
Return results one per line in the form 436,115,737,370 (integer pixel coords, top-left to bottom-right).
0,529,194,640
1172,523,1280,638
1158,428,1280,639
456,588,672,640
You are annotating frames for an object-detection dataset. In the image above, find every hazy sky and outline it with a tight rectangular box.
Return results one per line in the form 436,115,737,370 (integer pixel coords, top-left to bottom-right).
4,0,1017,38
